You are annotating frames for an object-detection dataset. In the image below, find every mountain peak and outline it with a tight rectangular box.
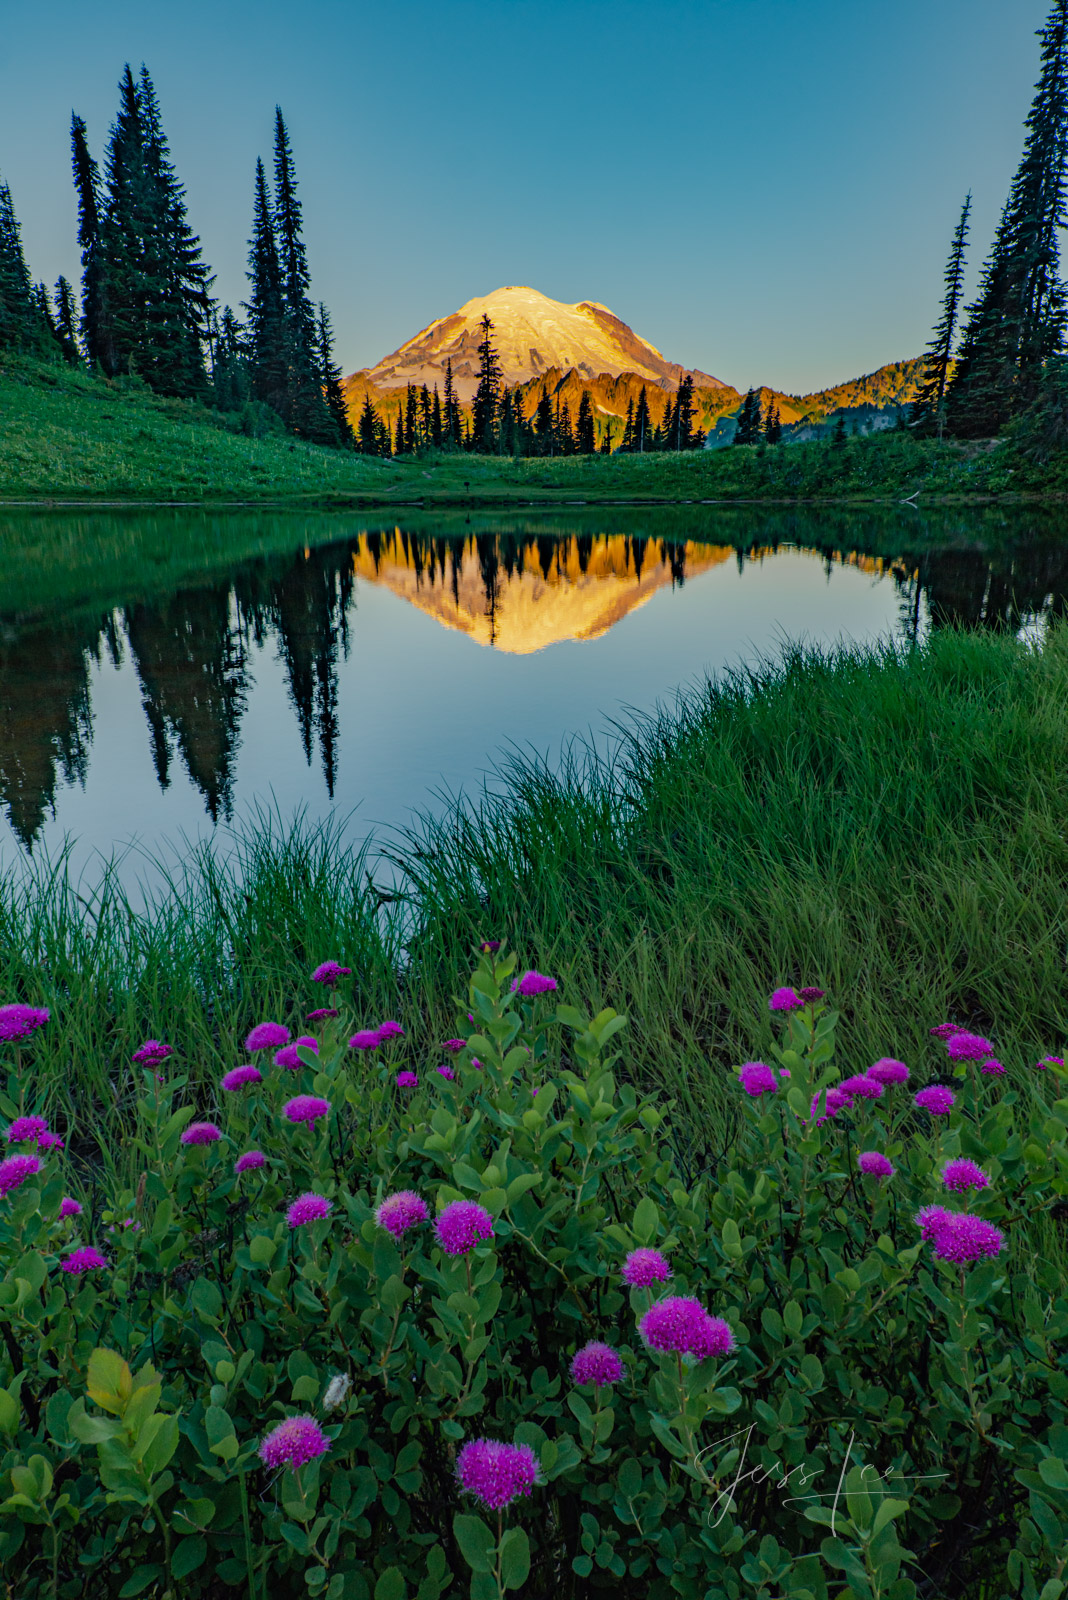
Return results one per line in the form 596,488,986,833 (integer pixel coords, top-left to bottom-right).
357,286,725,399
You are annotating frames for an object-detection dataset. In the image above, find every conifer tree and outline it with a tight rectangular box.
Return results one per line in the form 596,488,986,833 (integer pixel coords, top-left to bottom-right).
633,385,651,452
734,387,762,445
765,402,783,444
419,383,432,447
70,114,110,368
534,385,554,454
660,394,676,450
946,1,1068,435
576,389,596,453
443,358,462,447
675,373,702,448
620,396,635,452
472,313,503,450
912,194,972,437
432,384,443,447
394,405,405,456
54,276,81,363
558,397,576,455
404,383,418,453
211,305,251,411
271,108,334,441
358,393,380,454
244,157,288,416
0,177,47,350
830,410,849,447
316,302,355,447
600,420,613,454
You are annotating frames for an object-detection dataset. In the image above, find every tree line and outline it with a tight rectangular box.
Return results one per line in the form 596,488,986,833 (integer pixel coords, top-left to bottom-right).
0,65,354,447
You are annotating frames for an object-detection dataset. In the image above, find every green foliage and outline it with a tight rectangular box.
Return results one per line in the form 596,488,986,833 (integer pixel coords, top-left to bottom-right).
2,951,1068,1596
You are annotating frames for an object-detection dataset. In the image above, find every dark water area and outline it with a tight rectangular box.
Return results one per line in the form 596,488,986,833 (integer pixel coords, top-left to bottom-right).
1,503,1066,878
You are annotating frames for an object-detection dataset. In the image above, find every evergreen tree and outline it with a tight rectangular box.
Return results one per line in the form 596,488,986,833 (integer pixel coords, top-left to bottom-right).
394,405,405,456
54,276,81,363
70,114,110,368
830,410,849,447
600,420,613,454
946,1,1068,435
471,313,503,450
576,388,596,453
0,178,48,350
660,395,676,451
443,358,462,447
404,383,418,453
734,387,762,445
675,373,701,448
912,194,972,437
358,392,380,454
244,157,288,417
211,305,251,411
431,383,443,447
316,302,354,447
534,385,554,454
632,385,651,452
765,402,783,444
558,397,576,455
418,384,432,448
271,108,334,442
620,396,635,452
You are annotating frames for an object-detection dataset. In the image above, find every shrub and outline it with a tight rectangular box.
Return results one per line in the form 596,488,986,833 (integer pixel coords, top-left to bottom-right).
1,950,1067,1598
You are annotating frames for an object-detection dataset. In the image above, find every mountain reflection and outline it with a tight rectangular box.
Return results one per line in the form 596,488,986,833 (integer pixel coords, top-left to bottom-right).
1,517,1067,849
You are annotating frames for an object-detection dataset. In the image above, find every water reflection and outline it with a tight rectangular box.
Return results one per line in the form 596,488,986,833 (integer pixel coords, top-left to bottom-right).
1,511,1066,851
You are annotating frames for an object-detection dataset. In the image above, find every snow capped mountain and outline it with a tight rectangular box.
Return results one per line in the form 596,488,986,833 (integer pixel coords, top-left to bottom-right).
356,285,725,400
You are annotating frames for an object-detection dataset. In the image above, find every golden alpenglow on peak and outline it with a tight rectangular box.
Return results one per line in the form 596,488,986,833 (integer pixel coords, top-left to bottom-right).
357,286,726,400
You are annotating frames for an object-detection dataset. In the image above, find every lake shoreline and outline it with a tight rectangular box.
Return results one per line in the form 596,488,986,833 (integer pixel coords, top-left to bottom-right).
1,490,1065,509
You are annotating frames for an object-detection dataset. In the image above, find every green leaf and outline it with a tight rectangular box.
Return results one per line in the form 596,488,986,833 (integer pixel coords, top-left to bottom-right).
783,1300,803,1337
0,1388,19,1437
140,1413,180,1478
374,1568,408,1600
249,1235,275,1266
618,1458,642,1499
499,1528,530,1591
87,1349,132,1416
118,1566,164,1597
453,1513,496,1575
1039,1456,1068,1490
173,1498,216,1532
633,1197,658,1245
721,1218,743,1260
171,1536,207,1578
871,1497,910,1538
190,1277,223,1323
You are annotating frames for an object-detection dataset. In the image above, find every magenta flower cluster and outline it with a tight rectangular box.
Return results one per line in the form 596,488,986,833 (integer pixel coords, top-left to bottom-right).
376,1190,429,1238
945,1031,994,1062
512,971,557,997
396,1071,419,1089
180,1121,222,1145
59,1196,82,1218
436,1063,456,1080
0,1153,42,1196
858,1151,894,1179
456,1439,539,1510
914,1085,955,1116
622,1248,672,1287
738,1061,778,1097
222,1064,262,1092
6,1114,49,1145
915,1206,1004,1264
287,1193,332,1228
283,1095,330,1126
435,1200,494,1255
274,1035,320,1070
941,1158,989,1193
0,1004,50,1042
132,1039,172,1065
639,1296,735,1359
768,987,802,1012
61,1246,108,1276
570,1341,624,1389
235,1150,266,1174
311,961,350,986
443,1038,465,1053
246,1022,290,1053
259,1415,331,1470
868,1058,909,1085
305,1007,339,1022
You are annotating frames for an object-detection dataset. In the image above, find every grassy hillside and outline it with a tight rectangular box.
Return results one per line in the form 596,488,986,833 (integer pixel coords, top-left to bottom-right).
2,353,1065,503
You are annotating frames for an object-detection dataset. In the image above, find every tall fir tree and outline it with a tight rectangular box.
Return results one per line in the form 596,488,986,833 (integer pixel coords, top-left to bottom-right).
632,385,651,452
660,394,676,451
211,305,251,411
431,384,443,447
358,392,380,454
765,402,783,444
271,108,334,442
946,1,1068,435
0,177,50,351
674,373,701,448
734,388,762,445
419,384,432,447
471,313,503,450
404,383,418,453
394,405,405,456
69,114,110,368
53,276,81,364
620,396,635,452
576,389,596,453
316,302,354,447
534,385,554,453
443,358,462,447
244,157,288,417
558,397,576,455
912,195,972,437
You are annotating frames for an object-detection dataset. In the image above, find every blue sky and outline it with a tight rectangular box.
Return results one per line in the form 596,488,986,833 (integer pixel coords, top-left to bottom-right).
0,0,1053,393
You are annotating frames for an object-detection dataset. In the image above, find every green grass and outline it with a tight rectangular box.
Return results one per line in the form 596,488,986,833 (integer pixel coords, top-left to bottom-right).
3,625,1067,1183
3,352,1067,504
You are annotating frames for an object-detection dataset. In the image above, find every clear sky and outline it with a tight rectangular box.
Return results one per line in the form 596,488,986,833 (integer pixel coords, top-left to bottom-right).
0,0,1054,394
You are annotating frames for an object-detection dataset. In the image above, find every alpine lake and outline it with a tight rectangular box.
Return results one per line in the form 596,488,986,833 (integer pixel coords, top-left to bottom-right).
2,501,1066,883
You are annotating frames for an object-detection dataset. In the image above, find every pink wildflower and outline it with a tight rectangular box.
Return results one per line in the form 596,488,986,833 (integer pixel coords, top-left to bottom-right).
868,1058,909,1085
915,1204,952,1240
443,1038,465,1053
0,1004,49,1042
132,1039,172,1065
768,987,802,1012
245,1022,290,1052
738,1061,778,1096
929,1023,964,1040
36,1131,64,1152
435,1200,494,1255
0,1153,42,1195
283,1095,330,1126
396,1071,419,1089
221,1064,263,1092
456,1439,539,1510
622,1247,672,1287
59,1196,82,1218
980,1058,1006,1076
839,1074,885,1101
376,1020,405,1040
274,1036,320,1070
180,1121,222,1145
798,987,826,1003
512,971,557,997
60,1246,108,1275
858,1151,894,1178
375,1190,429,1238
6,1114,49,1144
305,1007,340,1021
311,961,350,986
639,1296,735,1359
348,1029,380,1051
914,1085,955,1116
436,1063,456,1080
1037,1056,1064,1071
286,1193,332,1228
946,1031,994,1062
259,1415,330,1470
570,1341,624,1388
918,1209,1005,1264
479,940,502,954
235,1150,266,1174
941,1158,989,1193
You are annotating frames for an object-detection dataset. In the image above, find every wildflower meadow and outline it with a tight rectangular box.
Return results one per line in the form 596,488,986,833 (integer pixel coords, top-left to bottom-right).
0,950,1067,1597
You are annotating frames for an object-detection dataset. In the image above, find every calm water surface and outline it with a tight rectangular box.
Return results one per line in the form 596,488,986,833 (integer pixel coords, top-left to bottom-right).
1,504,1065,880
